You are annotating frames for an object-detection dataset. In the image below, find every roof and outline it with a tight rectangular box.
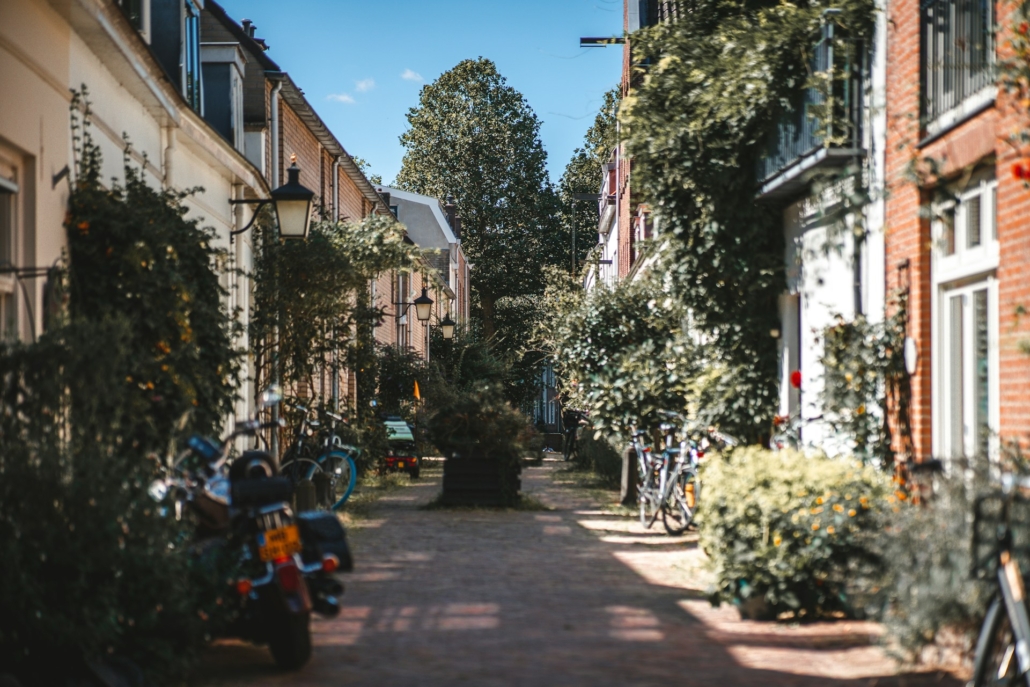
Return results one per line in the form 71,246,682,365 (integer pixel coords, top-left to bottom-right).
204,0,281,71
274,76,387,213
378,186,459,245
205,0,388,214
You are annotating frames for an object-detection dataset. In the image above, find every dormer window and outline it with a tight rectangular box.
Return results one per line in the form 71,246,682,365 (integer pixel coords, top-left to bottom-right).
183,2,202,113
150,0,204,114
201,43,247,151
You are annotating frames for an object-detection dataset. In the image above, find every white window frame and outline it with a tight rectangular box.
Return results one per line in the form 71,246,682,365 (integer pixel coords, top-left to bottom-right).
931,173,999,462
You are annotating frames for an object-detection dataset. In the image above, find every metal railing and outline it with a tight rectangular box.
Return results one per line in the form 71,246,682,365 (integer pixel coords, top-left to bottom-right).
920,0,995,125
757,31,862,185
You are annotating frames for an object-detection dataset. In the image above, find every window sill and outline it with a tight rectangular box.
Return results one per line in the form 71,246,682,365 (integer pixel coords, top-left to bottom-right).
919,88,997,149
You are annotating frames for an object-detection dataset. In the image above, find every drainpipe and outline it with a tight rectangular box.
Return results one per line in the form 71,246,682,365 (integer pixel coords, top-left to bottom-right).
332,156,340,222
269,79,283,457
270,80,283,187
331,156,341,410
162,125,176,189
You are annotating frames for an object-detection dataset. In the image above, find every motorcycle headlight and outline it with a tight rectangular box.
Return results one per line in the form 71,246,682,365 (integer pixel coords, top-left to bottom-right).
148,479,169,502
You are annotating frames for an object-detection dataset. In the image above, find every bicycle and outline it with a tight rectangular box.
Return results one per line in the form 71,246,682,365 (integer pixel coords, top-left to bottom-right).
970,472,1030,686
280,404,358,511
630,414,701,535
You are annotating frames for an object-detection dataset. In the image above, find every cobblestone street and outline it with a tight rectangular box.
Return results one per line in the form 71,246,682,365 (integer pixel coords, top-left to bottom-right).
201,462,961,687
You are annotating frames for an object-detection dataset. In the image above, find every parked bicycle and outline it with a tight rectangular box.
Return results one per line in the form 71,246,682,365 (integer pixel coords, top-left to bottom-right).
970,471,1030,686
630,412,700,535
279,403,359,511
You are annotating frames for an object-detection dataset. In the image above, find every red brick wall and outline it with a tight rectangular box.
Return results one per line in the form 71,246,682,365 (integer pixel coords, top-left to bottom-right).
280,102,322,202
885,0,1030,456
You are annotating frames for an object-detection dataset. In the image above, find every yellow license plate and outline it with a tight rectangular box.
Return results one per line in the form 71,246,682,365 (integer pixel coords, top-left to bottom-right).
258,524,302,562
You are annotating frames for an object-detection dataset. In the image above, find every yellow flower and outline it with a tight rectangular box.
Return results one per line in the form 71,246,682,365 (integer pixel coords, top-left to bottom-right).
810,507,823,515
833,504,844,513
857,404,866,415
827,526,835,534
848,509,857,517
812,522,820,531
816,497,824,505
773,535,782,547
845,372,853,383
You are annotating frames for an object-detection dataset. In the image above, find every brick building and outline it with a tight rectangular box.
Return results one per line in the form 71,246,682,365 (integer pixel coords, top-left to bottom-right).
205,2,457,414
883,0,1029,461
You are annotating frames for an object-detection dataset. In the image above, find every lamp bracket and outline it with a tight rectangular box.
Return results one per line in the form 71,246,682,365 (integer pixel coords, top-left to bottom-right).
228,198,273,236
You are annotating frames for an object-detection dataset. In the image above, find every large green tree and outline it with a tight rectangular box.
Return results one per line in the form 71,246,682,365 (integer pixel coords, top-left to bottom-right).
396,58,561,337
558,87,620,273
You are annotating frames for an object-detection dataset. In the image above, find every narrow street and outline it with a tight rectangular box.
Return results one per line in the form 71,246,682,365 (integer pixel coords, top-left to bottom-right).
200,463,960,687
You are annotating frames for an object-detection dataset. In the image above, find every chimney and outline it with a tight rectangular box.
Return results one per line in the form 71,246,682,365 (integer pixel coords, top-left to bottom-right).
444,195,461,239
377,188,394,217
241,19,255,37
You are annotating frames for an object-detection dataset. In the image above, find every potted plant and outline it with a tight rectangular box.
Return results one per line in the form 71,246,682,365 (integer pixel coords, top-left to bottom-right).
428,386,524,507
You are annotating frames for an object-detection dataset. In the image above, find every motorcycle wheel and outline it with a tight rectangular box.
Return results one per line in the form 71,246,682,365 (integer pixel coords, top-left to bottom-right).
268,611,312,670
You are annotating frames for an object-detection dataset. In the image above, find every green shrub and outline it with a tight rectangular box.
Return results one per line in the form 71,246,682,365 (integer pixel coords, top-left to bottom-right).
427,385,525,505
700,447,890,620
877,464,995,661
574,431,624,490
0,95,239,683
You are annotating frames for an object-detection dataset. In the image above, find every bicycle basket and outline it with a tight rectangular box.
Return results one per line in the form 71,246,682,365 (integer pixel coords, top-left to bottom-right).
972,492,1030,580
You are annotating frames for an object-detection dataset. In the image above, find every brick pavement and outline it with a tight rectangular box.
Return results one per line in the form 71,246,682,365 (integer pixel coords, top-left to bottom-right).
200,462,963,686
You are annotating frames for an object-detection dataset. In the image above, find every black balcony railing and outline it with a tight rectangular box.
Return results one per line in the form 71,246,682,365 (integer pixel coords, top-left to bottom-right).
756,31,863,193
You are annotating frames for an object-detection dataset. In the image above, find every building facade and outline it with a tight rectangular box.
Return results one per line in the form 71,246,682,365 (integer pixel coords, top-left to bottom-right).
883,0,1027,462
1,0,270,426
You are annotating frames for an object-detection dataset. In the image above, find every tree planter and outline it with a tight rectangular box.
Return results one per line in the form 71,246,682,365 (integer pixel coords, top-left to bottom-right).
441,452,521,507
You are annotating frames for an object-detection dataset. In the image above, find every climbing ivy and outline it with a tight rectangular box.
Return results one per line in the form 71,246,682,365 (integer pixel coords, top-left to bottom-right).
617,0,877,441
249,213,423,402
820,290,911,465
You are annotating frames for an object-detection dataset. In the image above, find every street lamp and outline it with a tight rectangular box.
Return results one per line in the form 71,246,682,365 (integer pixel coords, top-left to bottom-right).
412,288,433,322
440,312,456,340
230,158,315,239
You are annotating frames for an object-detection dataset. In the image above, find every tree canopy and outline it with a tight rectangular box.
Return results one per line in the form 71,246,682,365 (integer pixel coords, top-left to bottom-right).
396,57,562,336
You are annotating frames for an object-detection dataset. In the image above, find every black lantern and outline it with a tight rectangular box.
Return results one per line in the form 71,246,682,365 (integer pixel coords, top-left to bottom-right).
440,312,456,340
230,156,315,240
271,161,314,239
413,288,433,322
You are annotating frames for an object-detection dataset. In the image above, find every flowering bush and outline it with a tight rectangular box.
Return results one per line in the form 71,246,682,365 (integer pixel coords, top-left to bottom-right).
700,447,891,620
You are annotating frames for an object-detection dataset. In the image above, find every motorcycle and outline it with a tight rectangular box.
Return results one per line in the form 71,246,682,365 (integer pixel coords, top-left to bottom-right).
148,386,352,670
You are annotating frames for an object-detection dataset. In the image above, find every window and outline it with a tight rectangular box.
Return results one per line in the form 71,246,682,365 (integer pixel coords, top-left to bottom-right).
396,272,409,350
921,0,994,128
0,187,15,339
183,2,203,114
934,175,997,282
933,173,998,461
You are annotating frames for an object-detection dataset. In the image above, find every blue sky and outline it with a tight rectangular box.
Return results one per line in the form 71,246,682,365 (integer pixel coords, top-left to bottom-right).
217,0,623,185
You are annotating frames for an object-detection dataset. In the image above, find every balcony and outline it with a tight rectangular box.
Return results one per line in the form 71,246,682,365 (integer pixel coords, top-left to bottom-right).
756,35,864,200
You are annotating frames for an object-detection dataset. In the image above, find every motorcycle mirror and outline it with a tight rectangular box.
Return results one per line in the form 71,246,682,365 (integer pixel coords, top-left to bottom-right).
147,479,169,502
259,384,283,410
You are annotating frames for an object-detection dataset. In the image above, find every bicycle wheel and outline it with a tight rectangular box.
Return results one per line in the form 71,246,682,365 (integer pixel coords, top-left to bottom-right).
662,471,698,535
639,476,660,529
972,596,1030,686
280,457,320,484
321,450,357,510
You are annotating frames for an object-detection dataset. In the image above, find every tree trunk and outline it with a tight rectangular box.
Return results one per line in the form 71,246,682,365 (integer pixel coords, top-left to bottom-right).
480,292,496,340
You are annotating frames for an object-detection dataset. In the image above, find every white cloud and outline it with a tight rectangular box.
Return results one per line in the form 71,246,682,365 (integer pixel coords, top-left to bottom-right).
355,78,375,93
327,93,355,104
401,69,424,82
